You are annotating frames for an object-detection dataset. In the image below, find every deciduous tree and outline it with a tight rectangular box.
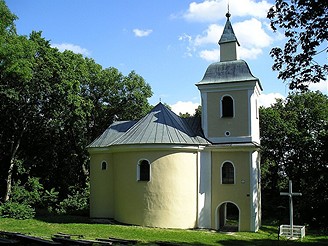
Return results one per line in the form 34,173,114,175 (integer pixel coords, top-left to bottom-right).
268,0,328,91
260,91,328,227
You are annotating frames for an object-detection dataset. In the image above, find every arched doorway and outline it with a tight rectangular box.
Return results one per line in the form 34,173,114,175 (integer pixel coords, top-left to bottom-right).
216,202,240,232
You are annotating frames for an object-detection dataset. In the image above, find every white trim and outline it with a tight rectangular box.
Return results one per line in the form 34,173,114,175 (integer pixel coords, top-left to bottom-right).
197,150,212,228
196,80,259,92
207,135,253,143
100,160,108,170
249,151,260,232
206,143,260,153
220,161,235,185
88,144,208,154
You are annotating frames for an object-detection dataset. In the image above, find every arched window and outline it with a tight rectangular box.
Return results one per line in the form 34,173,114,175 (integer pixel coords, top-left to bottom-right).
101,161,107,170
221,161,234,184
221,96,234,117
138,159,150,181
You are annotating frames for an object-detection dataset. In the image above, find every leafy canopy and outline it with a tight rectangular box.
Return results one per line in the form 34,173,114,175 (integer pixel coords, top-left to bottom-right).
268,0,328,91
260,91,328,227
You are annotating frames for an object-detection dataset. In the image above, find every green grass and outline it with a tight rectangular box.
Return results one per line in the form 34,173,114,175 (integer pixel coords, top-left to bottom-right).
0,215,327,245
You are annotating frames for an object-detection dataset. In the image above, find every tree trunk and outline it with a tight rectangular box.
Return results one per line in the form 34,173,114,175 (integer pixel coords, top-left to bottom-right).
4,158,16,202
82,159,89,177
4,127,24,202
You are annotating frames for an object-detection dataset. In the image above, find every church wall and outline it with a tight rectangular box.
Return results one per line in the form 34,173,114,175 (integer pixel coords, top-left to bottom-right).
211,151,252,231
112,149,198,229
89,152,114,218
206,90,249,141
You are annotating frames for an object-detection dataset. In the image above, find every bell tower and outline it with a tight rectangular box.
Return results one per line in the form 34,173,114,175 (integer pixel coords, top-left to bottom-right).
196,12,262,232
196,12,262,145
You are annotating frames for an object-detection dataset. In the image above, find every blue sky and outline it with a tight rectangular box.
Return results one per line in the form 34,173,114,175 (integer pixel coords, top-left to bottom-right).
6,0,327,114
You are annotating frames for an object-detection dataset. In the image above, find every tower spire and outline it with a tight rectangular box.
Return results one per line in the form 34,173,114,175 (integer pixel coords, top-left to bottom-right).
226,1,231,19
218,8,239,62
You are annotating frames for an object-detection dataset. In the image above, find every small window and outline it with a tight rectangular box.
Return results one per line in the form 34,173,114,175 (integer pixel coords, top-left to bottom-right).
101,161,107,170
221,96,234,117
138,159,150,181
222,161,234,184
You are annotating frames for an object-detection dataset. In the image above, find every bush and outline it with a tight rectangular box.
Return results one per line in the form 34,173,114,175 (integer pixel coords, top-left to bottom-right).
11,177,44,206
55,182,89,216
0,201,35,219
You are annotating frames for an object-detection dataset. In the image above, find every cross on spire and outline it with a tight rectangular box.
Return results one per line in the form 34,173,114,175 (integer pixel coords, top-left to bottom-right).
280,180,302,237
226,2,231,19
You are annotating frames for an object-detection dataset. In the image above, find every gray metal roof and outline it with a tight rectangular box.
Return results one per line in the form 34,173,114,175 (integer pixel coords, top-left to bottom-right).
196,60,262,90
88,121,137,147
88,103,210,148
219,17,240,46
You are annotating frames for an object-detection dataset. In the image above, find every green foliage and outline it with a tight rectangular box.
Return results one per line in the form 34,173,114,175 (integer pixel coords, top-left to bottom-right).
260,91,328,228
42,188,59,207
0,0,153,202
0,0,17,36
267,0,327,91
55,183,90,216
11,177,43,206
0,201,35,219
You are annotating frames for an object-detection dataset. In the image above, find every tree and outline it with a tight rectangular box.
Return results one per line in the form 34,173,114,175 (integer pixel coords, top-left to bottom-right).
0,0,16,36
260,91,328,227
0,1,153,203
267,0,328,91
0,35,39,201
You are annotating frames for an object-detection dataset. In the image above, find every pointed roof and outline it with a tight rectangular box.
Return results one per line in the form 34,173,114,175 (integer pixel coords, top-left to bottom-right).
88,103,210,148
218,13,240,46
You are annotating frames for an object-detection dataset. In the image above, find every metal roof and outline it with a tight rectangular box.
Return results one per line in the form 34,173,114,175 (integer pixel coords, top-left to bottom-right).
218,16,240,46
196,60,262,90
88,103,210,148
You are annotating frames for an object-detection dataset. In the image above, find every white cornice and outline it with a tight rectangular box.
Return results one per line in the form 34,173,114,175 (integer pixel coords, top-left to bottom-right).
88,144,208,154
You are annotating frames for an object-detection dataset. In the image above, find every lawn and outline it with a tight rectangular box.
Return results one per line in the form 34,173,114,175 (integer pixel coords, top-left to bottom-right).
0,215,327,245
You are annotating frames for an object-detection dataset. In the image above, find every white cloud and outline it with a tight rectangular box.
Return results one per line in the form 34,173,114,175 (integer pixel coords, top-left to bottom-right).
183,0,272,22
258,93,285,108
133,28,153,37
170,101,200,115
194,24,223,46
199,49,220,61
234,18,272,49
181,18,273,61
52,43,90,56
183,0,224,22
238,47,263,60
179,0,275,61
308,80,328,94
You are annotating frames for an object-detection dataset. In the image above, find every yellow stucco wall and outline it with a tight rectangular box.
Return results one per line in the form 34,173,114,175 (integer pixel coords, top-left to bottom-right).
206,90,249,139
89,152,114,218
211,151,252,231
90,148,198,229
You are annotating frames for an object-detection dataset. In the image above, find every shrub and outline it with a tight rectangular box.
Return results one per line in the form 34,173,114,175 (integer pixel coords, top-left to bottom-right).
0,201,35,219
11,177,44,206
55,182,89,216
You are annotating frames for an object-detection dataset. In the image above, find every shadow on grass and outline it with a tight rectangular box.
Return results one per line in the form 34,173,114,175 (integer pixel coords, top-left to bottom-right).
217,238,328,246
145,238,328,246
149,241,209,246
35,213,93,224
